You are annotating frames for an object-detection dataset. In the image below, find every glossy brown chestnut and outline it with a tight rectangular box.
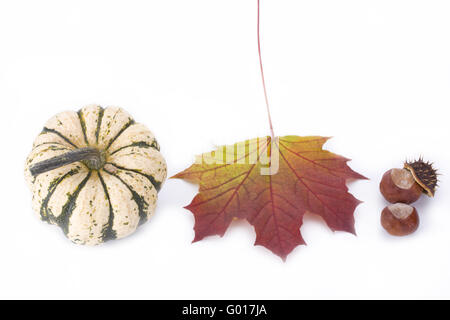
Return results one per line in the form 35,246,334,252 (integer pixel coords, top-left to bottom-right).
380,168,423,204
381,203,419,236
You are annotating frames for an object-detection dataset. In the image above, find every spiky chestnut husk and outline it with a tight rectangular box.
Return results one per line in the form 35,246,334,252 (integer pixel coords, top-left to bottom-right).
404,159,438,197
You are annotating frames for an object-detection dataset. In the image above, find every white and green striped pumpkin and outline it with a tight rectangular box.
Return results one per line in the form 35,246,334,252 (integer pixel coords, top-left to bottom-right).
24,105,167,245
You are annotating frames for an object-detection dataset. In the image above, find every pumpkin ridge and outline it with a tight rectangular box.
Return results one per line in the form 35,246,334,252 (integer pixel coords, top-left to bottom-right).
109,141,159,156
97,171,118,241
77,110,89,146
105,162,162,192
39,167,81,222
54,171,92,235
95,107,105,145
105,119,135,151
102,168,150,225
42,127,78,148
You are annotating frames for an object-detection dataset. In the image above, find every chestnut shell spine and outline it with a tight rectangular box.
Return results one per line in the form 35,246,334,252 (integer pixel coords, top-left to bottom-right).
24,105,167,245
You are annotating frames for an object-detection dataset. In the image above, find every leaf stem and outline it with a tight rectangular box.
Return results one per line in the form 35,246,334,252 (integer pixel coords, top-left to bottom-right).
257,0,275,139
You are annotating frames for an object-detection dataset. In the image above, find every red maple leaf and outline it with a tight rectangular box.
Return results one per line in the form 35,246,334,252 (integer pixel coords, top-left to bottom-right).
173,136,366,260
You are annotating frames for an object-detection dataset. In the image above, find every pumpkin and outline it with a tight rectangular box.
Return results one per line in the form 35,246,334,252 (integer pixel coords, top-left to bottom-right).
24,105,167,245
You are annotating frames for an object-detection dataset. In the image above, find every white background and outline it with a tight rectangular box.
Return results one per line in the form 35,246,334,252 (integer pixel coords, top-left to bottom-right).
0,0,449,299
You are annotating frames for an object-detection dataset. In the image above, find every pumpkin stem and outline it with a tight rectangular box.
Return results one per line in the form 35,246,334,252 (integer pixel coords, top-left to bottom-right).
29,147,105,177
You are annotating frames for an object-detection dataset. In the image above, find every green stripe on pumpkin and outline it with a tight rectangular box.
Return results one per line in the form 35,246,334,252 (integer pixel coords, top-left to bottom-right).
33,141,71,149
95,107,105,145
55,171,92,235
97,172,117,241
42,127,78,148
105,162,162,192
102,168,150,225
77,109,89,146
39,167,81,222
105,119,135,151
109,141,159,156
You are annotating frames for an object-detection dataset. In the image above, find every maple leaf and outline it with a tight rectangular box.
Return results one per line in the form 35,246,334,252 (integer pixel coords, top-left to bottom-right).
173,136,366,260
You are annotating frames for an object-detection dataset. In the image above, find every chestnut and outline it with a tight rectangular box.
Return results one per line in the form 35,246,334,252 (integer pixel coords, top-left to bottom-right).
380,168,423,204
381,203,419,236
